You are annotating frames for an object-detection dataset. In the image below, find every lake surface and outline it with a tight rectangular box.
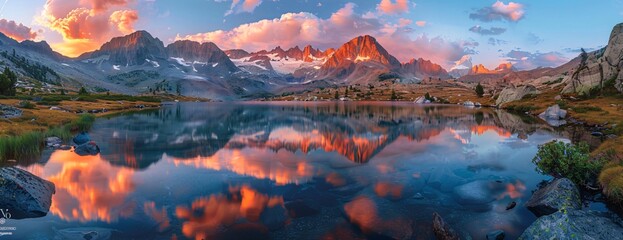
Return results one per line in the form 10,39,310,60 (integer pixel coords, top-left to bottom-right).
13,102,571,239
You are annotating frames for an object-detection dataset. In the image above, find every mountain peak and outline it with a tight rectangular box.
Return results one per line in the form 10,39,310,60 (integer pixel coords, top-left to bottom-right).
322,35,401,69
80,30,167,65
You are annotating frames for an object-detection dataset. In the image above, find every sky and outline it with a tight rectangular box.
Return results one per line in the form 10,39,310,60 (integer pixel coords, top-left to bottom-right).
0,0,622,70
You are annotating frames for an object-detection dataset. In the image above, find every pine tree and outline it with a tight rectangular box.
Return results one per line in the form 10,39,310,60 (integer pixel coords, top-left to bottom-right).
78,87,89,95
390,89,398,100
334,89,339,100
475,83,484,97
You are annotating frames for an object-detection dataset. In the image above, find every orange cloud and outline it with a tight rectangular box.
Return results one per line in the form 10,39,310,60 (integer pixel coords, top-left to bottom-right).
110,10,139,34
0,19,37,41
415,20,426,27
38,0,139,57
377,0,411,15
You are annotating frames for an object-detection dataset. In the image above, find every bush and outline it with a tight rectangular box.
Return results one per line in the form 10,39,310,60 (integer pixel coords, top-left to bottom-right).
532,140,604,187
18,100,36,109
599,165,623,204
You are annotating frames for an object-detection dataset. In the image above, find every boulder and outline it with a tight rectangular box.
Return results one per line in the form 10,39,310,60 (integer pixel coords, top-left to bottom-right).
0,167,55,219
463,101,475,107
519,210,623,240
414,96,426,104
432,212,459,240
538,105,567,127
525,178,581,217
72,132,91,145
487,230,505,240
75,141,100,156
0,104,23,119
45,137,62,148
495,85,538,106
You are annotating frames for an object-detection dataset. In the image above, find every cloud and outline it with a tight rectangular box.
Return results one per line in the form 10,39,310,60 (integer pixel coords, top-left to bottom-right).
176,3,474,68
37,0,140,57
470,1,525,22
487,37,508,46
377,0,410,15
415,21,426,27
0,19,38,41
525,32,543,45
110,10,139,34
225,0,263,16
504,50,568,70
469,25,506,35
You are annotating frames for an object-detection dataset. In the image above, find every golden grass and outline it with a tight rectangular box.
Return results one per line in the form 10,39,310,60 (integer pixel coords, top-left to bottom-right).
0,98,159,136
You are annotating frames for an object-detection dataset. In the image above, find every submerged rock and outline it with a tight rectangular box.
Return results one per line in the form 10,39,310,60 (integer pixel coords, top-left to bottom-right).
0,167,55,219
432,212,459,240
72,132,91,145
55,227,115,240
525,178,581,217
519,210,623,240
487,230,505,240
74,141,100,156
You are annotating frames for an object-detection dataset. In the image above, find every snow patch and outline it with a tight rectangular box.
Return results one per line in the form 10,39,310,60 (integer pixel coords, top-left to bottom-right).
355,55,370,62
113,65,121,70
61,63,70,67
170,57,190,66
145,59,160,67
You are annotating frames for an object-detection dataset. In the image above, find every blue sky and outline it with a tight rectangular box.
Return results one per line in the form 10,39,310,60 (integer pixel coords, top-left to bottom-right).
1,0,622,69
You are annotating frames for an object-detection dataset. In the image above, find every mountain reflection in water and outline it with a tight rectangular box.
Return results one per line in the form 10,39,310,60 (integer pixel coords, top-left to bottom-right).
15,102,568,239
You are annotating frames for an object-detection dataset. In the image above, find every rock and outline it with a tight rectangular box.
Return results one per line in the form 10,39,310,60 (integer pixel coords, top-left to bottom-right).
554,95,562,100
505,201,516,210
432,212,459,240
525,178,581,217
487,230,505,240
72,132,91,145
453,179,506,205
0,167,55,219
475,102,482,107
538,104,567,127
519,210,623,240
0,104,23,118
591,131,604,137
463,101,475,107
495,85,538,106
45,136,62,148
414,96,426,104
75,141,100,156
49,106,62,111
58,145,72,150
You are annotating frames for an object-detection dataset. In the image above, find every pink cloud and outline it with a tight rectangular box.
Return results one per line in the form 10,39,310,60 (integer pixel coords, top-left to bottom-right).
470,1,525,22
225,0,263,16
415,21,426,27
176,3,473,68
0,19,37,41
377,0,410,15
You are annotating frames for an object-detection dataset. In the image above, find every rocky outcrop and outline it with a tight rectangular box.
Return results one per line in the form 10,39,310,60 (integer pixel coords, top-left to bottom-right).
495,85,538,106
0,167,55,219
72,132,91,145
538,105,567,127
75,141,101,156
519,210,623,240
525,178,581,217
563,23,623,94
432,212,460,240
224,49,250,59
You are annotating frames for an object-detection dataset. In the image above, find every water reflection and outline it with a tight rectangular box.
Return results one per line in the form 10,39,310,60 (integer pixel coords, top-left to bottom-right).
12,102,569,239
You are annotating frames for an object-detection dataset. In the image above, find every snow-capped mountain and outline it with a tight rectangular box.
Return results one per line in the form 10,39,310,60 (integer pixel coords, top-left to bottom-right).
449,55,473,78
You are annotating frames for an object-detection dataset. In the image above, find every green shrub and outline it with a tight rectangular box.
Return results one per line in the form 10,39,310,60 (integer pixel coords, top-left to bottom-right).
533,140,604,187
475,83,484,97
0,131,44,162
18,100,36,109
572,106,602,113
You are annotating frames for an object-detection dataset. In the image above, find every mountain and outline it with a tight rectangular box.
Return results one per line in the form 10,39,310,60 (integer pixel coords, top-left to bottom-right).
469,64,494,75
166,40,238,73
401,58,450,80
449,55,472,78
227,45,329,75
79,30,167,66
495,62,515,72
317,35,401,82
